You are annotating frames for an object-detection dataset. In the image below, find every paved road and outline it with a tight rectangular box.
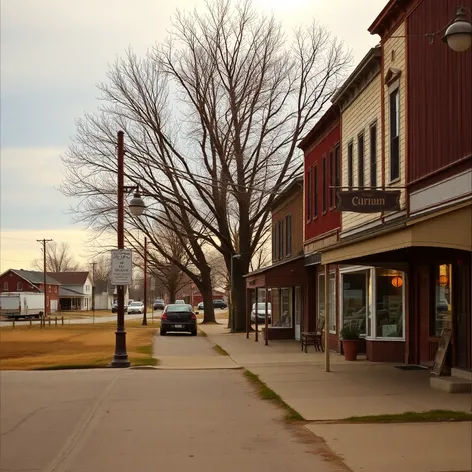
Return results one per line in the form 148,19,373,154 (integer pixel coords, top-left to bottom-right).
0,333,349,471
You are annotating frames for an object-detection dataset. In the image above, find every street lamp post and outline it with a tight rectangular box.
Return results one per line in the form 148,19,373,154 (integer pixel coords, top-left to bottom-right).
111,131,146,368
230,254,241,333
142,236,148,326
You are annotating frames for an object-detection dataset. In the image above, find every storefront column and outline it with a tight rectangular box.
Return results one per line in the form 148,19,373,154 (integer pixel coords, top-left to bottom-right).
324,263,330,372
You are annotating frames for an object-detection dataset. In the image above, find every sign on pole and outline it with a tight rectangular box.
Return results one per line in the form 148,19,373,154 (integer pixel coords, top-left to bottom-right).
110,249,133,285
337,189,401,213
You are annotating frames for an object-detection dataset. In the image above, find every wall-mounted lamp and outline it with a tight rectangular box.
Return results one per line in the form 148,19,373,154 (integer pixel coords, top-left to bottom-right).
443,7,472,52
391,276,403,288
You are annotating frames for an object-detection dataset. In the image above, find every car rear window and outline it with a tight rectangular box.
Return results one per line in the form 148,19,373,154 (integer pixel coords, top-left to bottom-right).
166,304,192,312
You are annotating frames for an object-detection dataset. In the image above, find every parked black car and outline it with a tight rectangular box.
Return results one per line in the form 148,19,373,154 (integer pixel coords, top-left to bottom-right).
153,298,165,310
160,304,198,336
197,299,228,310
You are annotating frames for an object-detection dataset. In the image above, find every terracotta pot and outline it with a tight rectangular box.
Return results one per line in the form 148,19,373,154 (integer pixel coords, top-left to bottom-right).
342,339,358,361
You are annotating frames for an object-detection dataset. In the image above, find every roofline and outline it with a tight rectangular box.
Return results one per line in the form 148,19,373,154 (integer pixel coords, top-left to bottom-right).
298,105,340,151
271,176,303,210
331,46,381,105
244,254,305,278
368,0,407,36
0,269,61,287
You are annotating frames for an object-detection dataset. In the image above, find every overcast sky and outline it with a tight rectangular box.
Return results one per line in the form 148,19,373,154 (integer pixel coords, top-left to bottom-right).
0,0,388,272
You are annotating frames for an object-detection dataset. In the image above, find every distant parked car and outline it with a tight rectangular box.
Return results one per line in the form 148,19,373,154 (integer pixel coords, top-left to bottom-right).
197,299,228,310
160,304,197,336
127,301,144,314
112,302,127,313
153,298,165,310
174,299,186,304
250,303,271,323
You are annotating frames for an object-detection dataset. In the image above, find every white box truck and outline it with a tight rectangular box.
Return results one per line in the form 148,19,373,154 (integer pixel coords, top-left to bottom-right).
0,292,45,319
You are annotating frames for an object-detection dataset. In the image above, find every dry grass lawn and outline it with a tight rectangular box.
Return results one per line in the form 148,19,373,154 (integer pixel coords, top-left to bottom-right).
0,320,157,370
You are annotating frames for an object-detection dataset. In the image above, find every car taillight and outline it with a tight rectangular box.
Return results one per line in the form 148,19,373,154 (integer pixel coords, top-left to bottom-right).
161,314,168,320
191,314,196,320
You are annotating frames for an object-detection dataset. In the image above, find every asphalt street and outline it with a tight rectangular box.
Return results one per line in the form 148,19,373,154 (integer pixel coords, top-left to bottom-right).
0,333,348,472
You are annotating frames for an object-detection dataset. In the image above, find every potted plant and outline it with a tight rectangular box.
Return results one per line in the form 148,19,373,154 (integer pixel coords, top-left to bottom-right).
340,325,360,361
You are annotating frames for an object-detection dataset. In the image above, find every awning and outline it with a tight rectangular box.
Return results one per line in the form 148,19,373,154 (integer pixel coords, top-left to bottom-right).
321,203,471,265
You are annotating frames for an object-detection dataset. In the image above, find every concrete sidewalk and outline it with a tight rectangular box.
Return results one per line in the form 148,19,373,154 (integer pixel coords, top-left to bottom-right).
198,322,472,472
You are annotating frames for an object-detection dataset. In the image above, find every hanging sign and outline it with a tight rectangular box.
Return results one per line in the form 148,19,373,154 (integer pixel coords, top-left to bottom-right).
110,249,133,285
337,190,401,213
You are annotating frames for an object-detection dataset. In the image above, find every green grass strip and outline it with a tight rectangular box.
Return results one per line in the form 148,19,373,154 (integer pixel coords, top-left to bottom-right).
212,344,229,356
345,409,472,423
243,369,304,422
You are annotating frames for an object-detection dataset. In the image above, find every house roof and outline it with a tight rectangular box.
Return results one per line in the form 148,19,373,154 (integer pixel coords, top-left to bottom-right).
1,269,61,286
331,46,382,108
271,176,304,210
59,287,86,297
298,105,340,152
48,271,90,286
368,0,407,37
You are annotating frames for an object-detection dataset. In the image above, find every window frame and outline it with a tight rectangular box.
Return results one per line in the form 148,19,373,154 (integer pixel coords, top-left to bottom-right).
347,141,354,190
389,88,400,182
17,281,23,291
278,219,284,260
370,122,377,188
3,282,8,291
334,143,340,207
329,149,335,209
313,163,318,219
357,132,365,189
272,223,277,262
322,155,327,214
285,214,292,257
306,168,312,223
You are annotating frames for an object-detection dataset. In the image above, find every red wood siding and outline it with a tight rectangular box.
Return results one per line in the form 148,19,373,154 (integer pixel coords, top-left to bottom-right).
304,123,341,241
407,0,472,184
0,272,39,293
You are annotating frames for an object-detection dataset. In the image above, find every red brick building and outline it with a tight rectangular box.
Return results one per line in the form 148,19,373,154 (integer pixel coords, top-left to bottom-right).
245,176,306,341
0,269,61,313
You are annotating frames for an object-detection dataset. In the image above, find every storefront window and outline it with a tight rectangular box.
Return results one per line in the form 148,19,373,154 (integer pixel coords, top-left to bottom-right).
271,288,281,326
273,288,292,328
318,272,336,332
375,269,404,338
433,264,452,336
318,274,325,323
342,270,369,336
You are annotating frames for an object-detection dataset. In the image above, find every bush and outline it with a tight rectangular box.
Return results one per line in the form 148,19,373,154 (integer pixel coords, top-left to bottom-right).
340,325,360,340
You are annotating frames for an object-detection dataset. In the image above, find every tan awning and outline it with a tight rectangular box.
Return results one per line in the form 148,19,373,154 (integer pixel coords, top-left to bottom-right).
321,204,471,265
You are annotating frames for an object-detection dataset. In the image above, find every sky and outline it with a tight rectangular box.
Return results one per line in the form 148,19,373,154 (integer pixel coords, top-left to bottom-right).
0,0,388,273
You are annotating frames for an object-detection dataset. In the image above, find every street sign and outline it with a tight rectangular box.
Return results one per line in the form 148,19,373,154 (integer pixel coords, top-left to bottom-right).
110,249,133,285
337,189,401,213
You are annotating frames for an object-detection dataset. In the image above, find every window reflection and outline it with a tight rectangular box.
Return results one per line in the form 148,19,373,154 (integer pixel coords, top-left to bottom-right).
433,264,452,335
375,269,404,338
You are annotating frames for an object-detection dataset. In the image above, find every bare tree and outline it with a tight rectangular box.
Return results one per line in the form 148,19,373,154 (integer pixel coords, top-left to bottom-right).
33,242,80,272
61,0,350,330
90,254,111,284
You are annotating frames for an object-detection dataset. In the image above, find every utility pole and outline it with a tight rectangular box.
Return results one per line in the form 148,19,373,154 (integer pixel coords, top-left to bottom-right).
142,237,147,326
91,262,97,324
37,239,53,320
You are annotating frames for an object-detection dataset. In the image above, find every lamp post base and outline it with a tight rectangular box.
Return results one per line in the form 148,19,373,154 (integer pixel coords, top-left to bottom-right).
111,330,130,368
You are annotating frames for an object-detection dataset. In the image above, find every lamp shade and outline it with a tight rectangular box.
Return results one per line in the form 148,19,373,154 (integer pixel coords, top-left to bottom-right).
391,276,403,288
443,9,472,52
129,192,145,216
439,275,449,286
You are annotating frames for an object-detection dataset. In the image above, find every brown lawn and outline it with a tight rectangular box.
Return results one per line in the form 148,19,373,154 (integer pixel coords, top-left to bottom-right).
0,320,157,370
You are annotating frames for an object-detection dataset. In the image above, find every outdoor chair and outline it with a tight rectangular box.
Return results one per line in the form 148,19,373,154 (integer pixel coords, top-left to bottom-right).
301,319,324,353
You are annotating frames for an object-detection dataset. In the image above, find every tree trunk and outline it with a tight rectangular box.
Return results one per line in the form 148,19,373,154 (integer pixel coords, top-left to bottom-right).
200,270,216,323
231,259,248,332
168,289,176,303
